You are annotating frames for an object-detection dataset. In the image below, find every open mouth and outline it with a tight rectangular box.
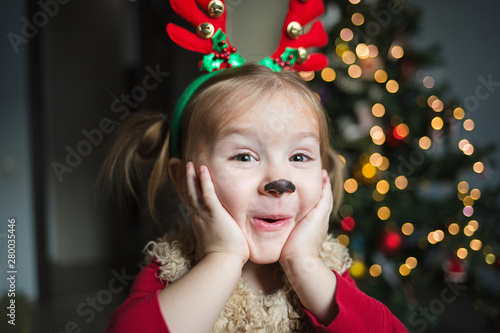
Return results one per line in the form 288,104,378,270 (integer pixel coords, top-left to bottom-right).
261,218,281,223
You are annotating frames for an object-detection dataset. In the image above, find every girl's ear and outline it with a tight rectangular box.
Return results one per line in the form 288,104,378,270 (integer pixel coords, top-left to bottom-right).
168,158,188,204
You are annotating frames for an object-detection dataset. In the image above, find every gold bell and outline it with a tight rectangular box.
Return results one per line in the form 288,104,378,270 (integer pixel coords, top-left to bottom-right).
197,22,215,39
207,0,224,18
297,47,309,63
287,21,303,39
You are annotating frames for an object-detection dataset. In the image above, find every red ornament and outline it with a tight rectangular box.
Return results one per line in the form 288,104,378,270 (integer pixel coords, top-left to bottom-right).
341,217,356,232
378,229,403,255
443,255,468,283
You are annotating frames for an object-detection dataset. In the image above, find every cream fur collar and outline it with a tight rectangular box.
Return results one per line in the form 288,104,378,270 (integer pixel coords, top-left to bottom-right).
145,229,352,333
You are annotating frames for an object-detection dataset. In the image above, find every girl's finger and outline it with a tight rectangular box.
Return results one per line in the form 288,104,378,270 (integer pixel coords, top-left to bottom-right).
198,165,223,212
185,161,204,210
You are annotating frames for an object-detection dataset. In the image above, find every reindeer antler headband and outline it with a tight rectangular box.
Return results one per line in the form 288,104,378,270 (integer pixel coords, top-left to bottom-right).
168,0,328,157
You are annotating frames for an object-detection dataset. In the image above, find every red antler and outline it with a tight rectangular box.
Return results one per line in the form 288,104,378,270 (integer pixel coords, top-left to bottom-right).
167,0,231,54
270,0,328,71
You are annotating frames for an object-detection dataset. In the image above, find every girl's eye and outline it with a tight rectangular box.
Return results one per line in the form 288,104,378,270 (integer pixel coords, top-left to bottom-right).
290,154,310,162
233,154,256,162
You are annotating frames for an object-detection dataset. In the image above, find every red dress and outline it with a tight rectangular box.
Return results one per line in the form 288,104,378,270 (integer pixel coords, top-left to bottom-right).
105,259,408,332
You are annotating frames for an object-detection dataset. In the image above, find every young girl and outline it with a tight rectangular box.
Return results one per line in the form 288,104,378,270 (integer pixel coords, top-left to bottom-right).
102,64,407,332
103,0,407,331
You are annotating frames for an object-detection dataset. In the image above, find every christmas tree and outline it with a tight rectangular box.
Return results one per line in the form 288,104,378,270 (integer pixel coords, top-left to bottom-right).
304,0,500,331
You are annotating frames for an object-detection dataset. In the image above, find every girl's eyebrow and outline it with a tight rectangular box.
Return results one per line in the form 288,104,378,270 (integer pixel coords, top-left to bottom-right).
218,126,320,142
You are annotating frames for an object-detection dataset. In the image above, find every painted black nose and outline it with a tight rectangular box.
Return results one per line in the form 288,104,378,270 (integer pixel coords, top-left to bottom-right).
264,179,296,195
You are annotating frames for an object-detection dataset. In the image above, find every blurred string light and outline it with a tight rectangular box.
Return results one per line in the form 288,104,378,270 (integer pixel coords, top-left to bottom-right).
386,80,399,93
372,103,385,117
374,69,388,83
401,222,414,236
351,13,365,26
419,136,431,150
369,264,382,277
321,67,336,82
340,28,353,41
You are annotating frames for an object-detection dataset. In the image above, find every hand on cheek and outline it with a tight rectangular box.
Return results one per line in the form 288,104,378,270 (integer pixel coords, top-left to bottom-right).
280,170,333,263
185,162,250,264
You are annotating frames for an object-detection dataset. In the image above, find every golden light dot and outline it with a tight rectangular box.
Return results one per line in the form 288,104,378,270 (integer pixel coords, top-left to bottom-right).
463,119,475,131
370,153,383,167
338,154,346,166
344,178,359,194
448,223,459,235
337,234,350,247
355,43,369,59
376,180,390,194
349,0,361,4
434,230,445,242
395,123,410,139
485,253,496,265
458,191,467,201
369,264,382,277
473,162,484,174
453,107,465,120
377,206,391,220
427,95,438,107
368,44,379,57
423,76,435,89
463,196,474,207
378,157,390,171
470,239,482,251
470,189,481,200
386,80,399,93
419,136,432,150
340,28,354,42
402,222,414,236
342,51,356,64
352,13,365,26
427,232,437,244
314,92,321,102
457,248,468,259
463,144,474,156
399,264,411,276
372,103,386,117
348,64,362,78
370,126,386,145
431,99,444,112
299,71,315,81
464,224,475,236
350,260,366,278
468,220,479,231
374,69,388,83
362,163,377,179
321,67,336,82
395,175,408,190
431,117,444,130
458,139,469,150
391,45,404,59
406,257,418,269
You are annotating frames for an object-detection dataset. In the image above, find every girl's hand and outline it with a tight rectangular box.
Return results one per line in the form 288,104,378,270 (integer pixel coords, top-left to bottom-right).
185,162,250,264
280,170,333,264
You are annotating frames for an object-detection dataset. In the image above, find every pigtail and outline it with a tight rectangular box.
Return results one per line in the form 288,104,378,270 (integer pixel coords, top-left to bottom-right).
99,112,170,220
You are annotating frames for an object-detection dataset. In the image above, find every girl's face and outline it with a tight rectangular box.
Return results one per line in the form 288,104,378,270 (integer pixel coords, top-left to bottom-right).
195,91,324,264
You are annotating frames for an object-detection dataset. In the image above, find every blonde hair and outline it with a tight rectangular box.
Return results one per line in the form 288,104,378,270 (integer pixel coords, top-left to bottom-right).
100,64,344,220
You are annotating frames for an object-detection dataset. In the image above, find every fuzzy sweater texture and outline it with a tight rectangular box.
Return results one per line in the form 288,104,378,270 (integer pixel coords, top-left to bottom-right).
144,229,352,333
